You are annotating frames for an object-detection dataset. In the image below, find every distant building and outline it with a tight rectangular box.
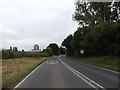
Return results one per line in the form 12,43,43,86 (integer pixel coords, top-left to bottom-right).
31,44,41,52
13,47,18,51
22,49,24,52
10,46,12,50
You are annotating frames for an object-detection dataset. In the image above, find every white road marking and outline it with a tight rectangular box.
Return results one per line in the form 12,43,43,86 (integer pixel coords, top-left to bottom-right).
13,62,45,89
79,62,119,74
61,55,120,74
46,60,58,64
61,55,119,74
13,56,108,89
58,57,106,90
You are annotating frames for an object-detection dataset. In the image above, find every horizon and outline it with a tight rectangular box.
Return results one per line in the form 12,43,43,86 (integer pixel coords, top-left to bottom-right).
0,0,78,51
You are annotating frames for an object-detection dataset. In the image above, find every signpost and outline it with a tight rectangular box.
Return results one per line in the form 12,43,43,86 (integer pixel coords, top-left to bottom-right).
80,50,84,54
80,50,84,57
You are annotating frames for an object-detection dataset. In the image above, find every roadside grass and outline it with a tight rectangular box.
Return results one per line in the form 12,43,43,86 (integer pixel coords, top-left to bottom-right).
2,57,48,88
70,56,120,72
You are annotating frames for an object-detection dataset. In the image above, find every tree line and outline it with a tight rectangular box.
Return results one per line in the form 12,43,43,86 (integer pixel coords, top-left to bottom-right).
43,43,66,56
1,43,66,59
1,50,49,59
62,1,120,57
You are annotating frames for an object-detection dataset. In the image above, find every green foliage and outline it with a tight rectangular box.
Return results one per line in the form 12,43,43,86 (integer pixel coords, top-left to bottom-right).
59,47,66,54
62,35,74,56
63,1,120,57
47,43,59,55
73,1,120,27
44,48,52,56
13,51,22,58
2,50,14,59
39,52,49,57
2,50,50,59
62,22,120,57
71,56,119,72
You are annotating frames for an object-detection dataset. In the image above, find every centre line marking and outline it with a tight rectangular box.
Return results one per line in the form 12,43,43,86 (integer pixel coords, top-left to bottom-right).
58,57,106,90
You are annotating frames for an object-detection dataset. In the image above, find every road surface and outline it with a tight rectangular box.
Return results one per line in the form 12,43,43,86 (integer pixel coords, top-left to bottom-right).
14,56,119,89
60,56,119,88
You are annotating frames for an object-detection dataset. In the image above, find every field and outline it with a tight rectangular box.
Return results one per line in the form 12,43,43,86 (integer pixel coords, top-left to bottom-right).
2,57,48,88
70,56,120,72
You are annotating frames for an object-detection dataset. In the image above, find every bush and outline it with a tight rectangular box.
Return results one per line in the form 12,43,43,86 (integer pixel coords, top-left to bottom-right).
2,50,14,59
62,22,120,57
2,50,50,59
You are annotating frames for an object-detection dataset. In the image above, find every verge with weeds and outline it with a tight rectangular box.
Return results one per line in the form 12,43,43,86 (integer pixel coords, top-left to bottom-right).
70,56,119,72
2,57,48,88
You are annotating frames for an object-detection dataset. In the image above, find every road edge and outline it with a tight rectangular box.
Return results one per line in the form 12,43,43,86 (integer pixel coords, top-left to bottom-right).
58,56,106,90
13,61,45,89
68,56,119,74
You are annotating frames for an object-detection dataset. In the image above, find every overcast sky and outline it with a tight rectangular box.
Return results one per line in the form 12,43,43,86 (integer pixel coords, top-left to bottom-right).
0,0,78,51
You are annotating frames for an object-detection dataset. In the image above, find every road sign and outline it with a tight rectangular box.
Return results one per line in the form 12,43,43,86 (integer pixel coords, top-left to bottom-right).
80,50,84,54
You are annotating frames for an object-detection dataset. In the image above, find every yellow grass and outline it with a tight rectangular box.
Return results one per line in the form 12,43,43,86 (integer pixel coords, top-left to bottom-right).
2,57,48,88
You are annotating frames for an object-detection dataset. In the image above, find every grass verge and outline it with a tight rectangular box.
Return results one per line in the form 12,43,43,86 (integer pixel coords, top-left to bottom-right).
2,57,48,88
69,56,120,72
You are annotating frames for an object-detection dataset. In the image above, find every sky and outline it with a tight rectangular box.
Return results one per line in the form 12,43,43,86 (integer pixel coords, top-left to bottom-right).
0,0,78,51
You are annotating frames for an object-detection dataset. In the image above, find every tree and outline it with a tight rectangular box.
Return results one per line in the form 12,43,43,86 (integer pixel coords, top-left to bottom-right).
2,50,14,59
44,48,52,56
62,0,120,57
47,43,59,55
59,47,66,55
62,22,120,57
62,35,74,56
72,27,91,57
73,0,120,27
22,50,24,52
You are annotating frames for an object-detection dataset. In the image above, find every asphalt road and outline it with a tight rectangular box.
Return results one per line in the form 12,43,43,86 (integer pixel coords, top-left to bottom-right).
60,56,119,88
15,56,119,89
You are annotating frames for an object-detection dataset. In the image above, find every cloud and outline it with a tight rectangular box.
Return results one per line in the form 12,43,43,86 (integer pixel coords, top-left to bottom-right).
0,0,78,51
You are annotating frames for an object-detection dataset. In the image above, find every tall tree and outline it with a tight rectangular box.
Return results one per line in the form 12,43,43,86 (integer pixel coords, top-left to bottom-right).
47,43,59,55
62,35,74,56
73,0,120,27
59,46,66,55
62,0,120,57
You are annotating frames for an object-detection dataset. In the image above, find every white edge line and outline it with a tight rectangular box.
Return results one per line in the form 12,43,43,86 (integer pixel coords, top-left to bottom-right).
13,62,45,89
65,64,96,89
58,57,105,89
80,62,119,74
69,57,119,74
59,59,96,89
65,63,104,89
69,68,97,89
